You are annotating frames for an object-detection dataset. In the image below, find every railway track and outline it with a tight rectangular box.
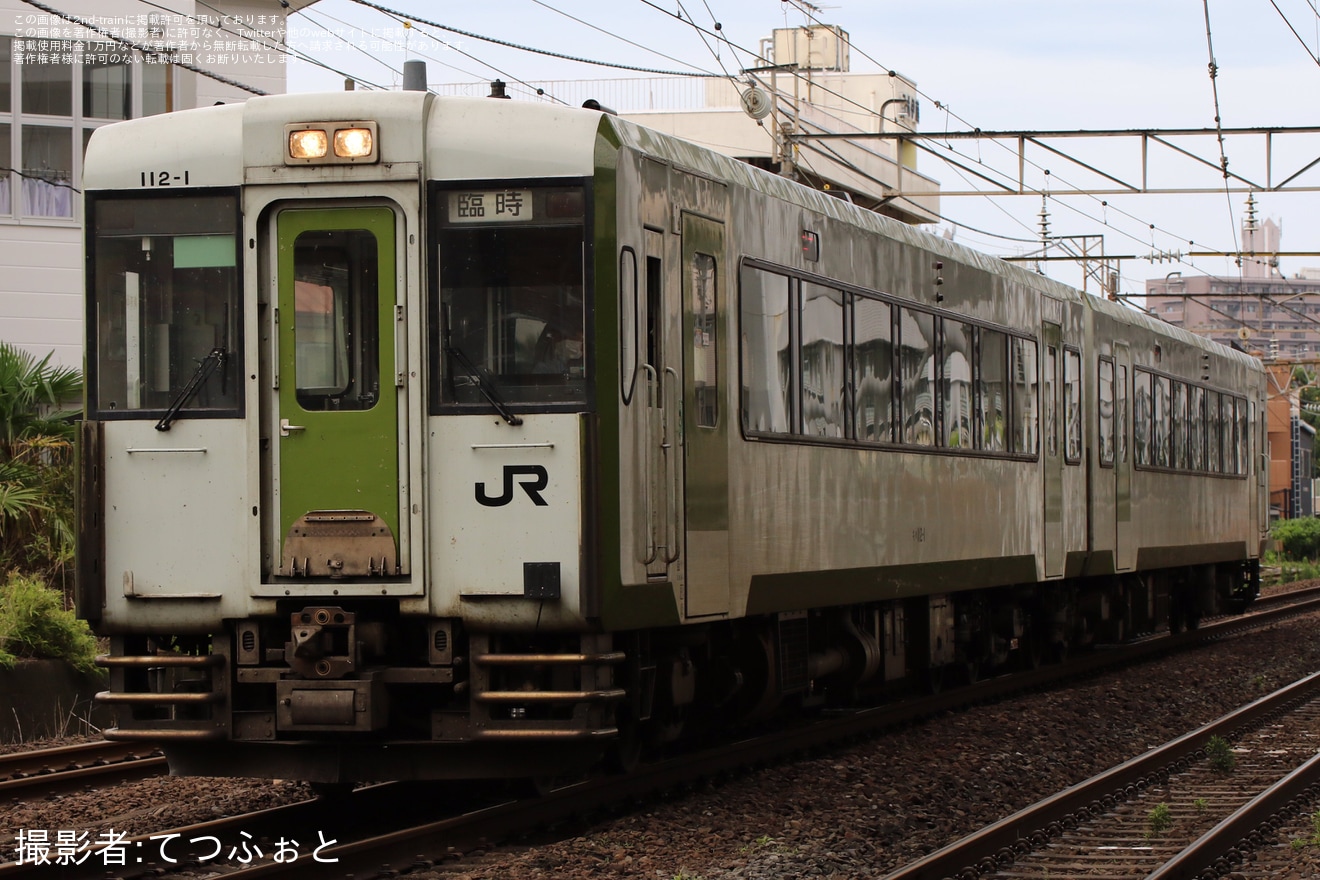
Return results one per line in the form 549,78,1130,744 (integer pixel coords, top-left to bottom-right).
881,667,1320,880
3,587,1318,879
0,741,165,803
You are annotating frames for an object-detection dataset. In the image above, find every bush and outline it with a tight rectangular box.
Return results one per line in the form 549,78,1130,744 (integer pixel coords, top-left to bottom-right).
1272,517,1320,561
0,573,99,674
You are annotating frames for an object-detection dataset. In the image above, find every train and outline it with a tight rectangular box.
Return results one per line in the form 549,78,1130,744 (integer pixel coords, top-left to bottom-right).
75,83,1266,784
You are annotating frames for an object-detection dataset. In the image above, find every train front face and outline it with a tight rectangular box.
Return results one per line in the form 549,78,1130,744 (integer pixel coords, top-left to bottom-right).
77,93,622,782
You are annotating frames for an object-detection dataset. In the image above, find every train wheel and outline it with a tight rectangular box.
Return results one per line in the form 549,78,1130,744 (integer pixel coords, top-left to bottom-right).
1023,636,1044,670
605,711,643,775
926,665,945,694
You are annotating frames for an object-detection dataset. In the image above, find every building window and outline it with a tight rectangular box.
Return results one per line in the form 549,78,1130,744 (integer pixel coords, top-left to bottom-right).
0,36,174,222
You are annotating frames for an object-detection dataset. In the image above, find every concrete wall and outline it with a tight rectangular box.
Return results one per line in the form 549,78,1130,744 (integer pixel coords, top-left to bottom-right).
0,660,110,743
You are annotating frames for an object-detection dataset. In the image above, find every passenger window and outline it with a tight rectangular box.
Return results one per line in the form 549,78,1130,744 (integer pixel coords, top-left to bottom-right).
1133,370,1151,466
978,330,1007,452
800,282,846,438
739,265,792,434
1237,397,1248,475
1117,364,1128,465
1063,348,1081,464
853,296,893,443
1153,376,1171,467
1098,357,1114,466
1011,337,1039,455
1190,384,1205,470
1208,391,1223,473
1172,382,1187,470
899,307,936,446
944,322,974,449
691,252,718,428
620,248,638,404
1044,345,1058,458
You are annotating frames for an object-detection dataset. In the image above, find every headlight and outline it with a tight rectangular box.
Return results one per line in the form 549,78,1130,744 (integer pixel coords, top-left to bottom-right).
333,128,373,159
285,122,379,165
288,129,328,160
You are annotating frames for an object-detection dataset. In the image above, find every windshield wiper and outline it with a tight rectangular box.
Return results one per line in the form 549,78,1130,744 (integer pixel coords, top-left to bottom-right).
156,347,227,431
445,345,523,426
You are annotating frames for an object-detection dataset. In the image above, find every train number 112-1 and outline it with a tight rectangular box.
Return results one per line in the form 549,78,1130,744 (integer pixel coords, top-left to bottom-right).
140,170,190,187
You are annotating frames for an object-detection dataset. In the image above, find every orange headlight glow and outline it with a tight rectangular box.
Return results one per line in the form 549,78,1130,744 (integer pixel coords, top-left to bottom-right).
333,128,374,159
288,129,329,160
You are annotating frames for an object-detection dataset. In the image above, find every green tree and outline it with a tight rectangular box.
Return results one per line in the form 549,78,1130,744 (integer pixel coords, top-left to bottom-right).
0,343,82,588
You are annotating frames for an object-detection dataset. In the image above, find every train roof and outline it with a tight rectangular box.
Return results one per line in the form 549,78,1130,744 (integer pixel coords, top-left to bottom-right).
601,113,1263,376
82,90,1262,377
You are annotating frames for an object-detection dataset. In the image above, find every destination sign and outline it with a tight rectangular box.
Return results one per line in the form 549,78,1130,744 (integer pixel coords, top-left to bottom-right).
448,190,534,223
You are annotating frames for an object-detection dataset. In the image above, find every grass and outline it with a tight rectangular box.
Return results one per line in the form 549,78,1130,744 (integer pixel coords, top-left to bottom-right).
1146,803,1172,838
1205,735,1236,774
1292,811,1320,850
0,573,99,674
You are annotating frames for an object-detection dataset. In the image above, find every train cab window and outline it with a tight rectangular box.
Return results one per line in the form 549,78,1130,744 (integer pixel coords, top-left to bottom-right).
292,229,380,412
435,185,586,409
977,330,1007,452
1011,337,1038,455
1064,348,1081,464
944,322,974,449
740,265,793,434
898,307,936,446
853,296,894,443
1098,357,1114,467
801,282,845,438
88,193,241,416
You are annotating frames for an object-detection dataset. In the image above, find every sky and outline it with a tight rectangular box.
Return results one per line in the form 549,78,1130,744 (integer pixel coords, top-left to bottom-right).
282,1,1320,298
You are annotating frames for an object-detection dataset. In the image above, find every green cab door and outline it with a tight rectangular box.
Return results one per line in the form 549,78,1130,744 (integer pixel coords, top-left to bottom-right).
275,206,402,578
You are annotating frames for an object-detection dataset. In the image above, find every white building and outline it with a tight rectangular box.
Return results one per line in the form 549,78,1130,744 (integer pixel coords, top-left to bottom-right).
0,0,314,368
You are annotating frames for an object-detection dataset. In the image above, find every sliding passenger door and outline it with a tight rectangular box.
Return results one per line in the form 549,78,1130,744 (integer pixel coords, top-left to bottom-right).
680,212,729,617
1114,344,1133,571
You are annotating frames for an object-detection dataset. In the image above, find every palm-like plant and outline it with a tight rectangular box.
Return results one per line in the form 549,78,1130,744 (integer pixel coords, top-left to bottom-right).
0,343,82,588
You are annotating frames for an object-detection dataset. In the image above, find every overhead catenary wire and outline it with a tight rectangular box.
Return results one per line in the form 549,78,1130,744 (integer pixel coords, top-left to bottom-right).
347,0,720,78
1265,0,1320,65
768,0,1265,297
136,0,392,91
1201,0,1243,269
529,0,719,77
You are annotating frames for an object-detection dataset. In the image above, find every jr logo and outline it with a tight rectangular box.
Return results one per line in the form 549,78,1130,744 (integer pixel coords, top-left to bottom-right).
475,465,550,507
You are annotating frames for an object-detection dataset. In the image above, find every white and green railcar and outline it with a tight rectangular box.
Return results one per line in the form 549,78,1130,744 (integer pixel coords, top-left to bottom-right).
77,88,1266,783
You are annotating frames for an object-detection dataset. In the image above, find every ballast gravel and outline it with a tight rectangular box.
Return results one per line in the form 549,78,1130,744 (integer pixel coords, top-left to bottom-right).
8,586,1320,880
